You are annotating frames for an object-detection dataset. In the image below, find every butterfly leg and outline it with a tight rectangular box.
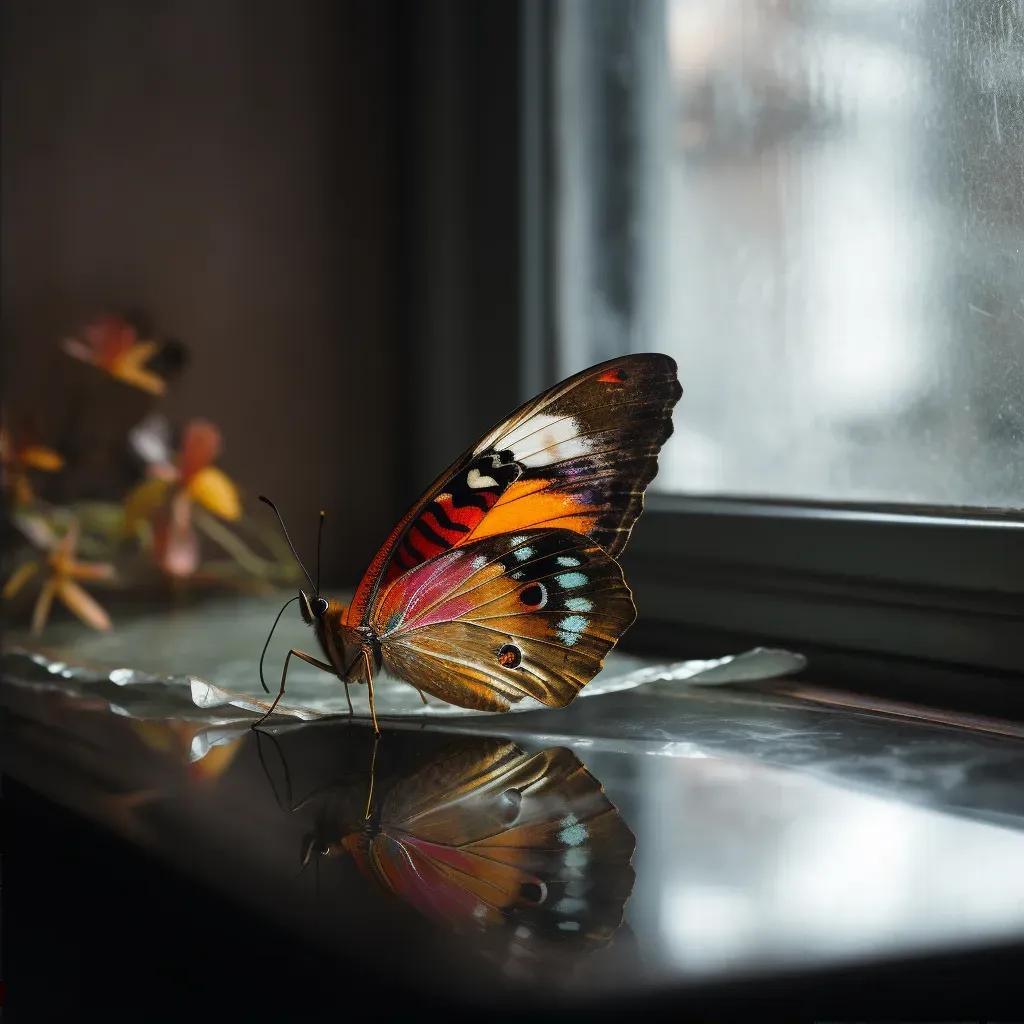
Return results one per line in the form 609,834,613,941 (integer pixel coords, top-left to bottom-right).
339,649,363,717
361,647,380,737
364,731,379,820
416,688,429,706
252,648,334,730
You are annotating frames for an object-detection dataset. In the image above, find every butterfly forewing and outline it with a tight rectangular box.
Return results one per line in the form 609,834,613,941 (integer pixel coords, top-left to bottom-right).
467,354,681,558
370,529,636,711
347,354,682,624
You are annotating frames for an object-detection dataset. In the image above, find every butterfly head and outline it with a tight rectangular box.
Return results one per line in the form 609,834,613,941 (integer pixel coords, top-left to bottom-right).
300,828,362,867
299,590,330,626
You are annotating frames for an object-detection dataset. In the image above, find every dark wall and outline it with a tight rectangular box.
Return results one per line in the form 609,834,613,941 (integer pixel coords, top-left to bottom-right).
1,0,401,583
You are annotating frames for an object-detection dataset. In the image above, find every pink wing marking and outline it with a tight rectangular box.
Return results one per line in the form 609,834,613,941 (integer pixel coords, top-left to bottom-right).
371,833,500,930
375,548,482,633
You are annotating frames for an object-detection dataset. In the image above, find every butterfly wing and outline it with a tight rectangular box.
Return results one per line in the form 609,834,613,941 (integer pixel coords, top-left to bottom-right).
365,740,636,953
369,529,636,711
347,353,681,624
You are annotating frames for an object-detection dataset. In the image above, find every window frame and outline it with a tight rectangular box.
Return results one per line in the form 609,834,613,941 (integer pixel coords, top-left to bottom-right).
400,0,1024,687
623,494,1024,677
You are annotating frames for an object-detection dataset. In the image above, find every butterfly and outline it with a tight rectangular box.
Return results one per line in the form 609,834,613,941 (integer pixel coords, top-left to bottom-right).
258,353,682,731
274,733,636,970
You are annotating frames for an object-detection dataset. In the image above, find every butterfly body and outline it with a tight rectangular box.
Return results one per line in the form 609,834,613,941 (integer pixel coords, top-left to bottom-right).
259,354,682,728
315,602,382,681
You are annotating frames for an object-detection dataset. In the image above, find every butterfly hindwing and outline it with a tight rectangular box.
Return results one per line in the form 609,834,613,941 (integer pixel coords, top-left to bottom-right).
363,741,636,954
347,354,681,624
369,529,636,711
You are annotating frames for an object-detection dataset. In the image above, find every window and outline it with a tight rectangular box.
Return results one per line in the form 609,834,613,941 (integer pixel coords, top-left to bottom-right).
556,0,1024,507
543,0,1024,681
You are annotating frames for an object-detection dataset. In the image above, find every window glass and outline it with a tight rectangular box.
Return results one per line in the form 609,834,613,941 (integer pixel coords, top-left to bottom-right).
556,0,1024,507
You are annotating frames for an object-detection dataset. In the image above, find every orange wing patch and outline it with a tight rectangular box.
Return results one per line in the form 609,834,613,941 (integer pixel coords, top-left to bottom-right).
464,478,600,543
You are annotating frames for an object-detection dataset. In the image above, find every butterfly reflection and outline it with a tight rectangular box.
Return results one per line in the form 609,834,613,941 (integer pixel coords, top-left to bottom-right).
263,731,636,975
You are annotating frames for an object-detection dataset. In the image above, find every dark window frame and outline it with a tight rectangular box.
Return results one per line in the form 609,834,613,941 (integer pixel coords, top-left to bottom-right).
399,1,1024,694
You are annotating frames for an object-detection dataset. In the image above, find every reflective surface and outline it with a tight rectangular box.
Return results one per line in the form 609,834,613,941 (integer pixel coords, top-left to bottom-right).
557,0,1024,506
0,593,805,720
5,638,1024,1005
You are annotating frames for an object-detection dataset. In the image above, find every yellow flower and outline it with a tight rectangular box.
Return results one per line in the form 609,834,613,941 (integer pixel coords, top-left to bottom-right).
62,314,166,395
3,519,115,635
123,419,241,577
0,420,64,506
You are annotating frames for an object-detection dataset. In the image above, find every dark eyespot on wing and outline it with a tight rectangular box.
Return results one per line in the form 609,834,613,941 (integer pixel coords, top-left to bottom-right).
498,643,523,669
497,787,524,825
519,881,547,905
519,583,546,608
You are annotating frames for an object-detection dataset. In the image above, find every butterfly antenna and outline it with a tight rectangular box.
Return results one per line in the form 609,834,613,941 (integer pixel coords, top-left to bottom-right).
259,494,316,593
316,509,325,597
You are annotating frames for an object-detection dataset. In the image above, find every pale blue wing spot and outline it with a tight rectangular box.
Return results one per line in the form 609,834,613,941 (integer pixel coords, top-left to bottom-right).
555,572,588,589
558,821,589,846
556,555,581,567
559,615,589,634
553,897,586,915
565,597,593,612
557,614,589,647
514,545,535,562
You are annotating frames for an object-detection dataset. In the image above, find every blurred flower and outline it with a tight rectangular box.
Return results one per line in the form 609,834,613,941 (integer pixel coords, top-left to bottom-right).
0,418,64,506
62,314,167,395
128,411,174,470
131,721,246,783
2,519,115,635
123,419,241,577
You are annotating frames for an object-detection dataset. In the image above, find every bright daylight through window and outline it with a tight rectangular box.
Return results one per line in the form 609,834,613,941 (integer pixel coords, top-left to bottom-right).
556,0,1024,508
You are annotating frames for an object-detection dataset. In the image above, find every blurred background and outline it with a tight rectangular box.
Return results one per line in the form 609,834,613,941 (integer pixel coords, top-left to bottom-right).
3,0,1022,600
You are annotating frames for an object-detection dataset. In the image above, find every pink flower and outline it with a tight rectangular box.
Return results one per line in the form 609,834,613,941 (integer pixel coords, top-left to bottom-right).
123,419,241,577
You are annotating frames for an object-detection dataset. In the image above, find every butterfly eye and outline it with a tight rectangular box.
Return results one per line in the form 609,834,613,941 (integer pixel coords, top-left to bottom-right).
313,597,329,616
497,643,523,669
518,582,547,609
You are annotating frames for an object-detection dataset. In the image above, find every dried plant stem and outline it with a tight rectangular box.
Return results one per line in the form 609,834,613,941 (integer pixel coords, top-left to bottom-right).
192,506,276,578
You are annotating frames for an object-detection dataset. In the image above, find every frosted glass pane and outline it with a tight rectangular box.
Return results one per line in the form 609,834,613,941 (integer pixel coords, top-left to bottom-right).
556,0,1024,507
